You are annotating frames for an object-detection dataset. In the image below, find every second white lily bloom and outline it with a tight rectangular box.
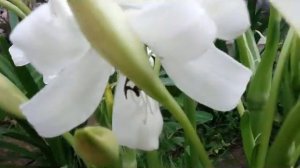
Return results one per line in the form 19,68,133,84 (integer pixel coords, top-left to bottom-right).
270,0,300,36
123,0,252,111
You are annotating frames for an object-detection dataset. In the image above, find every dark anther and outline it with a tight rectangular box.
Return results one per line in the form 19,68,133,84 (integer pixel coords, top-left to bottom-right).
150,55,156,61
123,78,140,99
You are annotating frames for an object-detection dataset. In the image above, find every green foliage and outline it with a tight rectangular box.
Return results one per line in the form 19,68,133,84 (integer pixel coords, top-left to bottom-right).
0,1,300,168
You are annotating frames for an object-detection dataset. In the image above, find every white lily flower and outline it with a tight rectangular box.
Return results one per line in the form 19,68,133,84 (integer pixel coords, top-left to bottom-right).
10,0,111,137
120,0,252,111
112,75,163,150
270,0,300,36
9,0,252,151
9,0,163,151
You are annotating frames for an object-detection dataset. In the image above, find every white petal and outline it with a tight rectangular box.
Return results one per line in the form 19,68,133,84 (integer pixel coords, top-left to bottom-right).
161,47,252,111
21,50,113,137
115,0,157,3
270,0,300,36
116,0,164,10
199,0,250,40
128,0,217,62
43,74,57,84
9,3,89,77
8,45,30,66
49,0,73,20
112,75,163,151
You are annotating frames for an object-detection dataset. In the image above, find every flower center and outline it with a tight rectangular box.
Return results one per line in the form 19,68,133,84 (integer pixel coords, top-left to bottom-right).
123,78,155,125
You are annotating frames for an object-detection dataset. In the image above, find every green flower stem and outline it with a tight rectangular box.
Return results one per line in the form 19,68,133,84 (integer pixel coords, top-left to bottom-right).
104,85,114,125
281,67,296,115
154,57,161,75
63,132,75,148
237,101,245,117
254,29,294,168
8,0,31,15
247,7,281,136
183,96,197,129
64,132,91,168
62,132,92,168
121,148,137,168
240,112,255,165
236,34,255,71
238,101,255,165
245,29,261,67
161,92,212,168
235,32,257,164
145,57,163,168
154,54,203,167
183,95,200,168
291,133,300,165
64,133,90,167
146,150,162,168
266,99,300,167
290,36,300,90
0,0,26,18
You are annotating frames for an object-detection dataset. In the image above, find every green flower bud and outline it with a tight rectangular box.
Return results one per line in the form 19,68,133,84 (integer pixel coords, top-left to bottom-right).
67,0,168,102
74,126,119,167
0,73,26,119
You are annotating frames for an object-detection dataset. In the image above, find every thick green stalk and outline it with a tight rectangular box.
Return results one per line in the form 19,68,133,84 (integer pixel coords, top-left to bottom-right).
0,0,26,18
247,7,281,135
254,29,294,168
8,0,31,15
146,150,162,168
266,99,300,167
236,34,256,71
247,7,281,110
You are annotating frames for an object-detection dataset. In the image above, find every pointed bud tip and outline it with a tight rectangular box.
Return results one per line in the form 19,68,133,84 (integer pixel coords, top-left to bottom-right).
74,126,119,167
0,73,27,119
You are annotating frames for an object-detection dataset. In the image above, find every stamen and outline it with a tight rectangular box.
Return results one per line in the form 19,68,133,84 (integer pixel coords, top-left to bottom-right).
122,78,155,125
123,78,141,99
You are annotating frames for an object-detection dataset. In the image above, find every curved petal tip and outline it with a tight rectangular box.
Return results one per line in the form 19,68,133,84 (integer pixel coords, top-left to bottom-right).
162,47,252,111
21,50,112,137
